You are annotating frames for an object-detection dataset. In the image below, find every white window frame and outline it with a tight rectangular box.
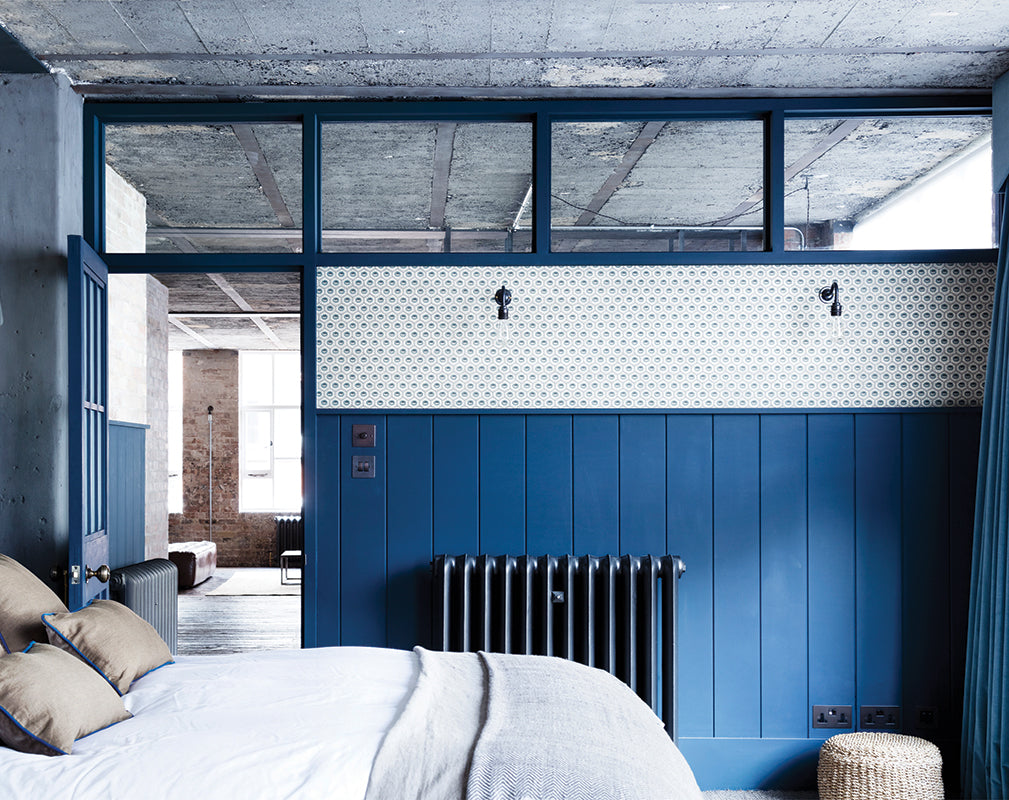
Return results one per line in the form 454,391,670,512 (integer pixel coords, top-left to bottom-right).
239,351,302,513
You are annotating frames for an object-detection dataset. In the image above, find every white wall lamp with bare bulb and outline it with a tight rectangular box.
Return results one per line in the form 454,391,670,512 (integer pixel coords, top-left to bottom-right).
818,280,843,340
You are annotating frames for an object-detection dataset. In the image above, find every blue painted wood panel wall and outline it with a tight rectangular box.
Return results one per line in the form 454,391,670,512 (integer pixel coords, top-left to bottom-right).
108,420,147,570
314,409,980,790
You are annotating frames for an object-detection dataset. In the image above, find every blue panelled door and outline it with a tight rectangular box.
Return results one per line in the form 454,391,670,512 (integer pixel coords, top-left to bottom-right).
67,235,110,609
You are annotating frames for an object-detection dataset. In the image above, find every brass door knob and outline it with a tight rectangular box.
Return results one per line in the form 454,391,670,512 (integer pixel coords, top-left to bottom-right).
85,564,111,583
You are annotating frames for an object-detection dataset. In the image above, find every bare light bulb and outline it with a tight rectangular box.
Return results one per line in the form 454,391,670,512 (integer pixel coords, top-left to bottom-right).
829,313,844,342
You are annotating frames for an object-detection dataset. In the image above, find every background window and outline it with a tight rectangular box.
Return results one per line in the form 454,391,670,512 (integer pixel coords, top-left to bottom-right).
240,351,302,512
784,116,993,251
321,121,532,254
551,120,764,253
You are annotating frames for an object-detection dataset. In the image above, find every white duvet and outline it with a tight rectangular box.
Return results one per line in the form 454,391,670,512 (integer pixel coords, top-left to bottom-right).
0,646,418,800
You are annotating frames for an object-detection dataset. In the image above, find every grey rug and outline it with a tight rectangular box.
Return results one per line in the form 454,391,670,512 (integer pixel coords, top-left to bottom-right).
702,793,817,799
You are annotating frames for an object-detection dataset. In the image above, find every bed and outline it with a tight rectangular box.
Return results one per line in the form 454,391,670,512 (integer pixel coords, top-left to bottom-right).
0,554,704,800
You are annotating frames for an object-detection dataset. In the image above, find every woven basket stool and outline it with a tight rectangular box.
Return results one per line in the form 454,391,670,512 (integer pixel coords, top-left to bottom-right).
817,731,943,800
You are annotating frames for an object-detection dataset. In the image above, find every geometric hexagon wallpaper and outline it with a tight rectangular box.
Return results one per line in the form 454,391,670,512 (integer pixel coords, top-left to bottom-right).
317,262,994,409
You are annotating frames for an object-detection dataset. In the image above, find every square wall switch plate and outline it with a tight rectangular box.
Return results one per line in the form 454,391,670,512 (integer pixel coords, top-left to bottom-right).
351,455,376,478
813,705,853,729
352,424,376,447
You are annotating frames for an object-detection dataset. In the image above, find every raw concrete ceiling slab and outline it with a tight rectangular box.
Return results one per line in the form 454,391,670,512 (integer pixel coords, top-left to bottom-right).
154,272,300,351
2,0,1008,96
4,2,1003,346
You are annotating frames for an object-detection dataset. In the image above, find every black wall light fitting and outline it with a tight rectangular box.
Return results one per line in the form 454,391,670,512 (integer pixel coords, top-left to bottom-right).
494,285,512,320
819,280,843,339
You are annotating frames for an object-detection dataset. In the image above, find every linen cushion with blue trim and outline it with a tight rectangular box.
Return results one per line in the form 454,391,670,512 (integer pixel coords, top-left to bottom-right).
0,553,69,654
0,642,131,756
42,600,174,695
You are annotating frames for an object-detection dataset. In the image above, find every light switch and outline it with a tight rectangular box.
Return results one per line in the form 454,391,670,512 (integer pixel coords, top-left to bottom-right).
352,455,376,478
352,424,377,447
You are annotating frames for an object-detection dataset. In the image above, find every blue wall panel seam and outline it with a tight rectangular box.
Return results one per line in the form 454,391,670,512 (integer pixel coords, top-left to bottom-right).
804,414,811,739
757,415,763,738
851,414,858,721
617,415,622,555
478,416,483,555
568,415,574,553
710,416,717,737
382,414,390,648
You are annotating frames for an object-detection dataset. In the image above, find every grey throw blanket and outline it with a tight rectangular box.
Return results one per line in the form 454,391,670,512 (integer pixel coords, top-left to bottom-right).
365,647,703,800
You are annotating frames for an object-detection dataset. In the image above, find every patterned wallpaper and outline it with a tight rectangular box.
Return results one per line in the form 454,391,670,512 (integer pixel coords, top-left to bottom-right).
316,263,995,410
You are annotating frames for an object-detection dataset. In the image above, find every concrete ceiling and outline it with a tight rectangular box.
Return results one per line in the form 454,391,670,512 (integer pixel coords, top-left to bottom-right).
1,0,1008,97
2,1,1005,347
156,272,301,351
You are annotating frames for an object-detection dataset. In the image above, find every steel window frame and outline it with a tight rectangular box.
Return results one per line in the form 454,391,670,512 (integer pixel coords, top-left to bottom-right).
84,94,996,269
82,94,997,647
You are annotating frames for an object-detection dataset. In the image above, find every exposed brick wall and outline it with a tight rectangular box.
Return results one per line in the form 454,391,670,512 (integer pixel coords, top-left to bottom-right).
170,349,279,567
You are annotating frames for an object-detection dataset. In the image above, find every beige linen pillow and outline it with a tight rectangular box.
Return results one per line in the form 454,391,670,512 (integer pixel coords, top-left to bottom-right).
0,642,131,756
0,554,69,653
43,599,174,695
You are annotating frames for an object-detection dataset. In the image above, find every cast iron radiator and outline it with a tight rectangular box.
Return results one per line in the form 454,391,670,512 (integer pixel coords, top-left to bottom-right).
274,515,304,562
110,558,178,655
432,554,685,737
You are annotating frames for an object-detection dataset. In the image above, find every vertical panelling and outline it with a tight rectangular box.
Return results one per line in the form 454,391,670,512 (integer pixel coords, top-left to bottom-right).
760,415,808,738
108,421,146,570
902,414,951,738
387,415,433,649
949,412,981,748
340,415,387,646
311,407,980,778
573,415,620,555
619,415,666,555
668,414,715,738
712,415,761,738
808,414,855,737
433,416,480,556
855,415,902,710
314,414,342,645
526,415,573,554
479,416,526,554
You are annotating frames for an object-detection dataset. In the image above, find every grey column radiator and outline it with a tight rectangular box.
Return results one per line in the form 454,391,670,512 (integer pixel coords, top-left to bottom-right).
432,554,685,738
110,558,178,655
274,516,304,561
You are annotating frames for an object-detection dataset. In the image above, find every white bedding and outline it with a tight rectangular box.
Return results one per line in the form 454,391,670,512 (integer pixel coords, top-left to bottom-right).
0,646,418,800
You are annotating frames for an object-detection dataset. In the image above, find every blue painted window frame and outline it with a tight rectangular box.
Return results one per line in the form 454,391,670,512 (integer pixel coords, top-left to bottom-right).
84,95,996,268
81,95,997,647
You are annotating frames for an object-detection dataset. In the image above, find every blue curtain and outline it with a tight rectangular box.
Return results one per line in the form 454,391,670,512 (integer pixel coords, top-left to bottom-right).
963,196,1009,798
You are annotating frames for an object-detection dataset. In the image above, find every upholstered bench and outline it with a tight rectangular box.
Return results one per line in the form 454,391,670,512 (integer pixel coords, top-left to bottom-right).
168,541,217,590
818,731,943,800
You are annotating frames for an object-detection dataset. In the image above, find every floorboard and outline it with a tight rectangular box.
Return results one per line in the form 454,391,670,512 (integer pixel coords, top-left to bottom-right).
177,568,301,655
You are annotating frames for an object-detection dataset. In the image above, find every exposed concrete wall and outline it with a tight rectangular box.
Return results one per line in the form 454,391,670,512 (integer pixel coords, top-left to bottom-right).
104,165,146,253
996,69,1009,192
145,277,169,559
103,164,168,560
107,167,147,425
108,274,148,425
170,349,275,567
0,72,81,578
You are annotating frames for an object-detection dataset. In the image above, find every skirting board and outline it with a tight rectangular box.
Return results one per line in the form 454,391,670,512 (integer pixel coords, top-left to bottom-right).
679,738,823,790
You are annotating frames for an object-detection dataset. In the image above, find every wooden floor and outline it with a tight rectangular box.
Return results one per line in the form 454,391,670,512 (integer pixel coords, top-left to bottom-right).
177,568,301,655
